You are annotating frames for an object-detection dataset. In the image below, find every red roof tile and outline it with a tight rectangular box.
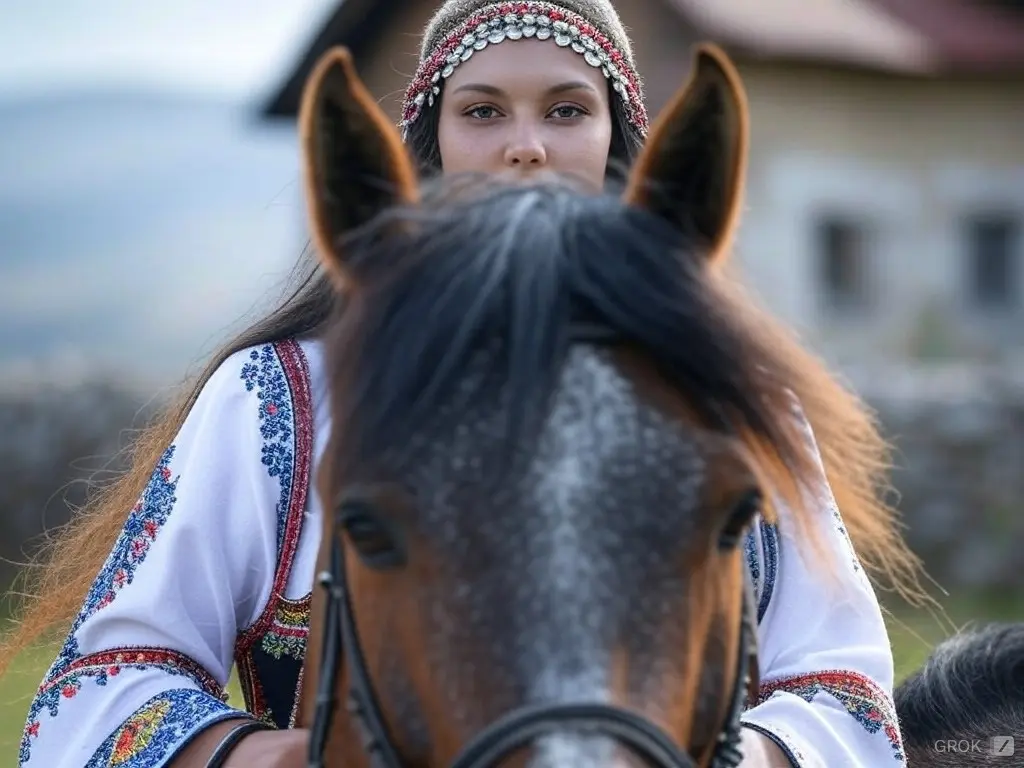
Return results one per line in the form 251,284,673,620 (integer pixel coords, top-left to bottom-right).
868,0,1024,73
668,0,1024,74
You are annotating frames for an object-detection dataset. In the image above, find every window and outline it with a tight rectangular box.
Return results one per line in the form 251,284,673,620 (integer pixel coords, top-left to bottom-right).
815,215,870,312
965,213,1019,310
980,0,1024,14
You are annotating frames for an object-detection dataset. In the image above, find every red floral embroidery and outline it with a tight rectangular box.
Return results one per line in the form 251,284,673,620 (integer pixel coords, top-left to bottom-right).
110,697,172,764
758,670,904,760
39,647,224,703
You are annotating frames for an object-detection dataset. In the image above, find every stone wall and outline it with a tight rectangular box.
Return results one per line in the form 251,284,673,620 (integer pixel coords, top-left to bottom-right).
855,362,1024,591
2,364,1022,593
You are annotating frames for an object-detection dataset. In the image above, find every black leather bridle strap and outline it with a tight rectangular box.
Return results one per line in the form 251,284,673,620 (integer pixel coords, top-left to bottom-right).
448,702,698,768
450,575,757,768
308,538,405,768
307,576,337,766
706,574,758,768
308,561,756,768
308,545,342,768
307,541,758,768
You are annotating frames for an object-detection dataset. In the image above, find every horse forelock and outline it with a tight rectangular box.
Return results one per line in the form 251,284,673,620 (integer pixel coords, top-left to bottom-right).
325,174,810,495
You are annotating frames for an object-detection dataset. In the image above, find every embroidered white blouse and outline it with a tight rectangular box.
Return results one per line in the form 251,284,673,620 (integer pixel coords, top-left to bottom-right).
18,339,905,767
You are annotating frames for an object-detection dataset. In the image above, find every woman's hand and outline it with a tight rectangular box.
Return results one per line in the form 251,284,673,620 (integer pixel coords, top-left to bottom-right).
170,720,309,767
222,727,309,767
738,727,794,767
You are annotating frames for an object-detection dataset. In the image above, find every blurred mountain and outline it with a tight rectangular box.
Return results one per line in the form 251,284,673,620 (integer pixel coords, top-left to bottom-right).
0,87,307,391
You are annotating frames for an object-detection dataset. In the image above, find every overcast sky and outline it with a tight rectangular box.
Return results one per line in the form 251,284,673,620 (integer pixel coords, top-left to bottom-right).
0,2,348,389
0,1,335,100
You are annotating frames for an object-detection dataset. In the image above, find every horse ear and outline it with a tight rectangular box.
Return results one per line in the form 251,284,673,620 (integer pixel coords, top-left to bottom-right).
623,44,748,263
299,46,419,289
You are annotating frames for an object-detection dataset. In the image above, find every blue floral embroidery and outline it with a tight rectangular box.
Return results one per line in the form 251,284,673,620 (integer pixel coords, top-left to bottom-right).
757,521,779,622
829,498,865,576
240,345,295,554
85,688,241,767
235,342,312,726
744,518,779,624
744,528,760,594
20,447,180,765
76,446,179,631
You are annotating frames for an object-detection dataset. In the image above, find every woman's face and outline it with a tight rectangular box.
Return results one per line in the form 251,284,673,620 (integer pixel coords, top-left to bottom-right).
437,38,613,190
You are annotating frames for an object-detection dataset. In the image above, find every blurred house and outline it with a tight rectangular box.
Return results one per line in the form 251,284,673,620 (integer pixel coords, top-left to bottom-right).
259,0,1024,371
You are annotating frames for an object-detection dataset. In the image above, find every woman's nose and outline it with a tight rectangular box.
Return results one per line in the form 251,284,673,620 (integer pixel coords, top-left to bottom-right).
503,129,547,169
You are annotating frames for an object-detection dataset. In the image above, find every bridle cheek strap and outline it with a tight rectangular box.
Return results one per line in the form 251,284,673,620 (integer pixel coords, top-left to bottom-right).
308,537,404,768
307,529,758,768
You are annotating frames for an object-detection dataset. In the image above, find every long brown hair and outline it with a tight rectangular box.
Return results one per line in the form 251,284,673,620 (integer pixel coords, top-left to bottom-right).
0,254,334,669
0,59,926,676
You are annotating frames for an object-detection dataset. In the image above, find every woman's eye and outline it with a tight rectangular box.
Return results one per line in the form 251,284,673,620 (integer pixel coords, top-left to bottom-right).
467,105,500,120
550,105,585,120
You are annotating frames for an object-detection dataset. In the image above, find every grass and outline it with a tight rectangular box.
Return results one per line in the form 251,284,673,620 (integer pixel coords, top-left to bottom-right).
0,592,1020,764
0,648,247,764
884,590,1024,677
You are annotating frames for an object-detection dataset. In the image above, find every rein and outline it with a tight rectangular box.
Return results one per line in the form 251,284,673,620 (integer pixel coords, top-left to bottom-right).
306,326,761,768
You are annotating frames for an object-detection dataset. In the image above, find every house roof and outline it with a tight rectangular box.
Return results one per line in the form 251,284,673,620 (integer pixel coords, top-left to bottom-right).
672,0,1024,74
260,0,1024,118
871,0,1024,72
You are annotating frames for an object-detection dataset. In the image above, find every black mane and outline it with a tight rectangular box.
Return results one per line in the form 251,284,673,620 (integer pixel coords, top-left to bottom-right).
326,174,802,477
896,622,1024,766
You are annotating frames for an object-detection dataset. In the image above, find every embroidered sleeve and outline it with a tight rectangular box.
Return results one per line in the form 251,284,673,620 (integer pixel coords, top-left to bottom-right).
740,409,905,767
743,516,780,625
19,346,290,767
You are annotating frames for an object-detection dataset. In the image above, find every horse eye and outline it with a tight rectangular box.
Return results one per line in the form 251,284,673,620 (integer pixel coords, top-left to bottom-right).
718,489,761,550
337,499,406,569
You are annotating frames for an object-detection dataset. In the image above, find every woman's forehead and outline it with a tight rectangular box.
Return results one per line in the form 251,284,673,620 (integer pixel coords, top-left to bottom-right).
445,37,608,96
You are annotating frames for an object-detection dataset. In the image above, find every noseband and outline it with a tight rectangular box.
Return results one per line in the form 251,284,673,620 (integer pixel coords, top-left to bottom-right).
306,324,762,768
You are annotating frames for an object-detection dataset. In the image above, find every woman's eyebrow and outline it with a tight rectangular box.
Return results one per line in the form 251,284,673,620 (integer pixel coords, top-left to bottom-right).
450,80,598,97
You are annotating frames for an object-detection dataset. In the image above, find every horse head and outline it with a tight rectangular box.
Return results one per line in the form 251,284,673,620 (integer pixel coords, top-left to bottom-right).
296,44,815,768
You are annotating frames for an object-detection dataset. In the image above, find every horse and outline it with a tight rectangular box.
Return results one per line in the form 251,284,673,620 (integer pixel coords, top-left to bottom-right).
291,42,827,768
895,621,1024,767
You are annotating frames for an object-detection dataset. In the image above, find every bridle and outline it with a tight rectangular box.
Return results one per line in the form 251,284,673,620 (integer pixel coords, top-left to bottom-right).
307,536,759,768
306,323,762,768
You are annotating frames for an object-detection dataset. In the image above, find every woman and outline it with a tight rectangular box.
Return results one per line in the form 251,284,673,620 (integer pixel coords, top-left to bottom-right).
4,1,924,766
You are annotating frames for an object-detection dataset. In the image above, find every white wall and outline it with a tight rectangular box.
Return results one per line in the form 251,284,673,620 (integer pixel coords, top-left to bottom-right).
728,63,1024,368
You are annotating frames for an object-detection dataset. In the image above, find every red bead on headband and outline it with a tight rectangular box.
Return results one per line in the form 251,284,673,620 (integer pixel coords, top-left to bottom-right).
400,1,648,137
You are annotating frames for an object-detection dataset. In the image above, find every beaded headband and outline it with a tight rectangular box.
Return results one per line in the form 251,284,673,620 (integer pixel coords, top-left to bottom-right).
400,1,648,138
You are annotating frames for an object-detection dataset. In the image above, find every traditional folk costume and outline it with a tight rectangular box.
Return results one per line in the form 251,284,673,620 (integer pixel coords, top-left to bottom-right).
20,3,905,766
